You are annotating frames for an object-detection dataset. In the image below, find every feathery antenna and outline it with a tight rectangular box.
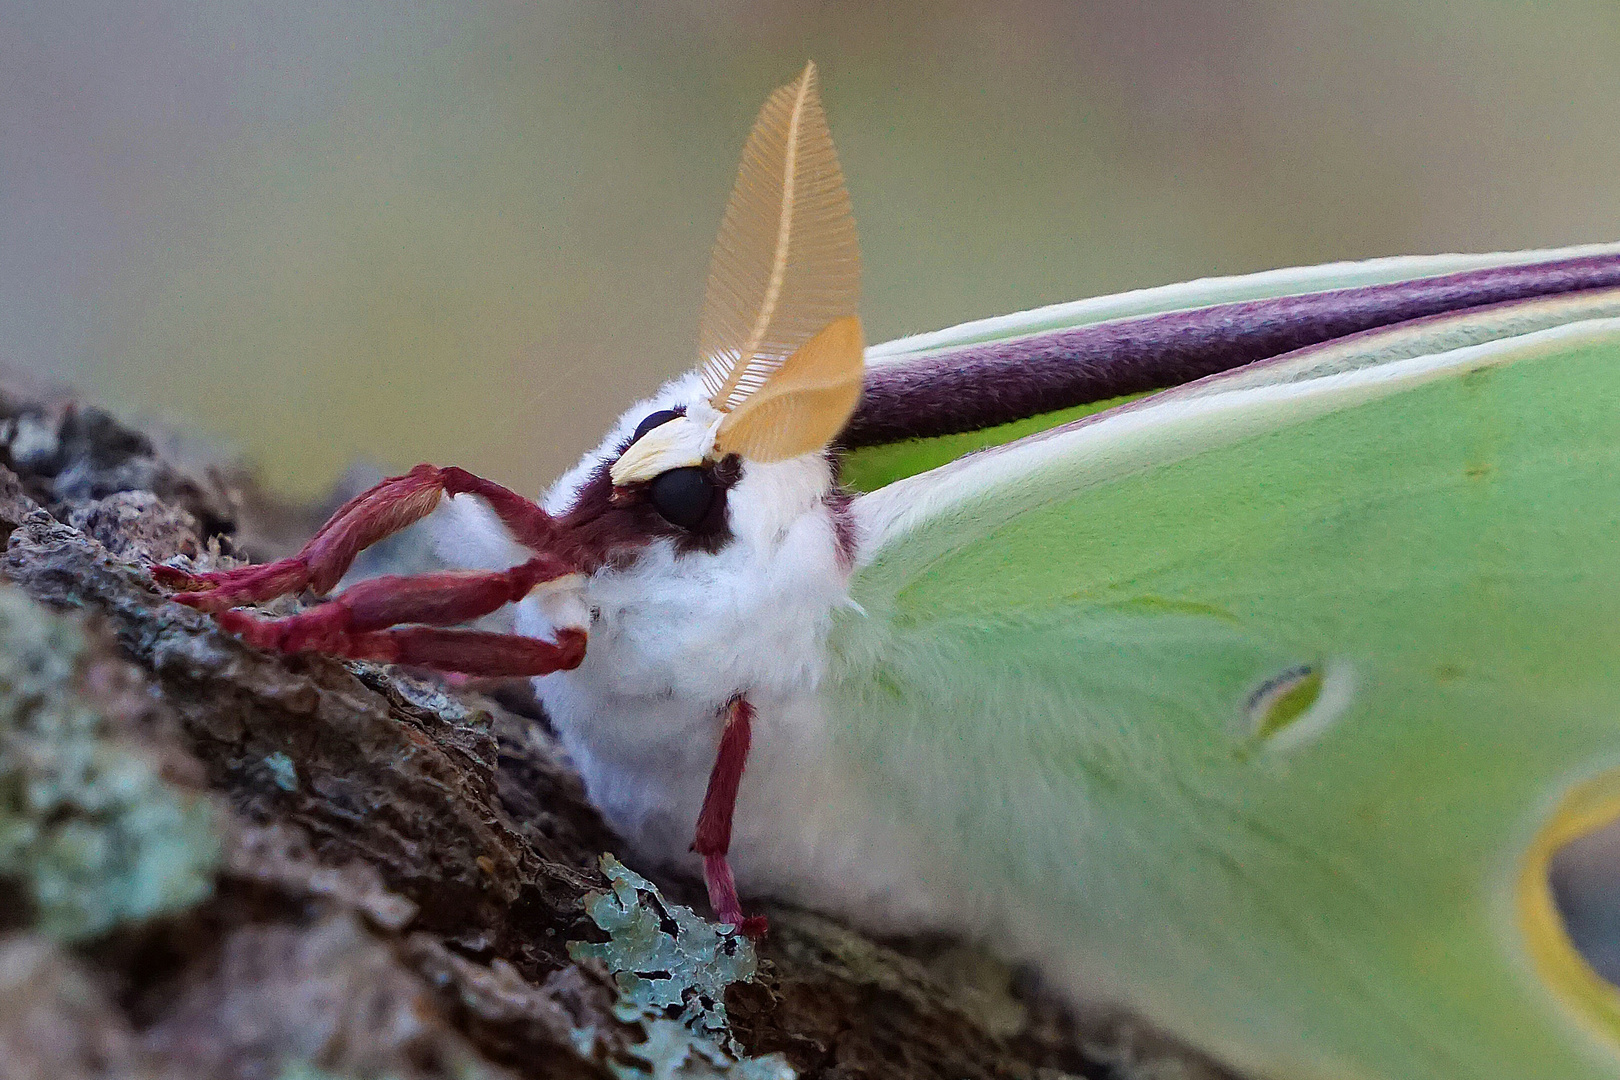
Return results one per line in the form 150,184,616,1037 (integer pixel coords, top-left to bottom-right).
697,62,861,416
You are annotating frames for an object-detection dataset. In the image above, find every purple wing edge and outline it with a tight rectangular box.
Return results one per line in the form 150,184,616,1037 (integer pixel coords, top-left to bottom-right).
842,252,1620,448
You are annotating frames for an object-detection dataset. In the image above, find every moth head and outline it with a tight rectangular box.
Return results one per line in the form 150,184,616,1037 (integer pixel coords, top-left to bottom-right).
608,314,865,490
598,60,863,543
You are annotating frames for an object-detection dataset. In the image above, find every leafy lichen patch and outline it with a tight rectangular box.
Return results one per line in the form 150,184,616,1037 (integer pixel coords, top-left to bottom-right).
570,855,793,1080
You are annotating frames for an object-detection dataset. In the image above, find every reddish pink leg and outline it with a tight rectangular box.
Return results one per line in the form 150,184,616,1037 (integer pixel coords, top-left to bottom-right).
692,696,766,937
213,554,574,654
153,464,557,612
234,623,587,676
150,464,588,678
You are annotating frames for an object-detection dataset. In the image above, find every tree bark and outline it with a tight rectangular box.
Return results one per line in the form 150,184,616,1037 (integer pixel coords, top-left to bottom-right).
0,382,1232,1080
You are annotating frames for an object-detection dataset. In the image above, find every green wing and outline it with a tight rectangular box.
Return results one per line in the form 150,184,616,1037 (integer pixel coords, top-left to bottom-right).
845,240,1620,492
829,288,1620,1080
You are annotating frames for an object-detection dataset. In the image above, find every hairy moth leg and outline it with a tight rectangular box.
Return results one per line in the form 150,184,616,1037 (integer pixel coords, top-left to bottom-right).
214,554,574,649
692,696,767,936
269,624,586,677
153,464,557,612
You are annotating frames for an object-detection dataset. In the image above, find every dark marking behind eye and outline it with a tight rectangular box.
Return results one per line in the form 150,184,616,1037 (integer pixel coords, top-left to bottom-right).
631,409,682,445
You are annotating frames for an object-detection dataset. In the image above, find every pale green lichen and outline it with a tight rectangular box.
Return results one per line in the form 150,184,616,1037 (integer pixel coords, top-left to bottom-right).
569,855,794,1080
0,586,220,940
264,750,299,792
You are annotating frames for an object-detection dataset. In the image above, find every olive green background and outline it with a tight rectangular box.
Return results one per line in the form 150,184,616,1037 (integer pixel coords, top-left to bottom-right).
4,0,1618,497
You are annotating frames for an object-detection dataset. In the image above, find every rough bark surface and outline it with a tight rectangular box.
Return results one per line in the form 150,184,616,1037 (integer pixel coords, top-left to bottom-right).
0,381,1235,1080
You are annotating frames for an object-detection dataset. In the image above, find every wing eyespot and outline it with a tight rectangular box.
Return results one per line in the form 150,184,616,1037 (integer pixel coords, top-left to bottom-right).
1239,660,1354,757
1523,770,1620,1045
1247,664,1324,740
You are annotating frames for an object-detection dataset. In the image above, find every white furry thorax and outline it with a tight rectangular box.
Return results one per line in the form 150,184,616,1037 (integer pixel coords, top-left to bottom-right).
530,374,848,697
438,373,950,930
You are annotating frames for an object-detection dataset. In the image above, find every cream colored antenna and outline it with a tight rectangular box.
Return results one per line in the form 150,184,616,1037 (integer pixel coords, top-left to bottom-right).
697,62,864,463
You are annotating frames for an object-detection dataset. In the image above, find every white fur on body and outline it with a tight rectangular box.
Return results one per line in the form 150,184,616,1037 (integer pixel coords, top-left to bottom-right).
434,374,957,932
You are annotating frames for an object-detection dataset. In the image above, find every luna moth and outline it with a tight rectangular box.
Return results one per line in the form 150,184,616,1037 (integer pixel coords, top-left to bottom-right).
153,63,1620,1080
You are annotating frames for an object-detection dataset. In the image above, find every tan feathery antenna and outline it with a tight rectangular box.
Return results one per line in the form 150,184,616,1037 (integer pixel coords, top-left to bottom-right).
697,62,861,420
714,313,863,461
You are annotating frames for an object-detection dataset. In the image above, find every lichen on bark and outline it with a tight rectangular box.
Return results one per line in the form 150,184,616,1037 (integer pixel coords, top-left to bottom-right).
0,584,220,941
570,855,794,1079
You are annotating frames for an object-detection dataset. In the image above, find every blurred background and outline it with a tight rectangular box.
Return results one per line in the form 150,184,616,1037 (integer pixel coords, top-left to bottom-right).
4,0,1618,500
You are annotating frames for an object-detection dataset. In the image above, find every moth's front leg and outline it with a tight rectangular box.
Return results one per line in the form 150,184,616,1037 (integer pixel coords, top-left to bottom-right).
692,695,767,936
212,558,586,676
153,464,556,612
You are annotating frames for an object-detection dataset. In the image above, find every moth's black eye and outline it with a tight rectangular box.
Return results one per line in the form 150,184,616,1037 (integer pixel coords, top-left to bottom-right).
630,409,681,445
648,467,717,530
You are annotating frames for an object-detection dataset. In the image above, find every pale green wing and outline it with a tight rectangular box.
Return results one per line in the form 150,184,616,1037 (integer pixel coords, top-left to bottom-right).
866,239,1620,361
829,291,1620,1080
